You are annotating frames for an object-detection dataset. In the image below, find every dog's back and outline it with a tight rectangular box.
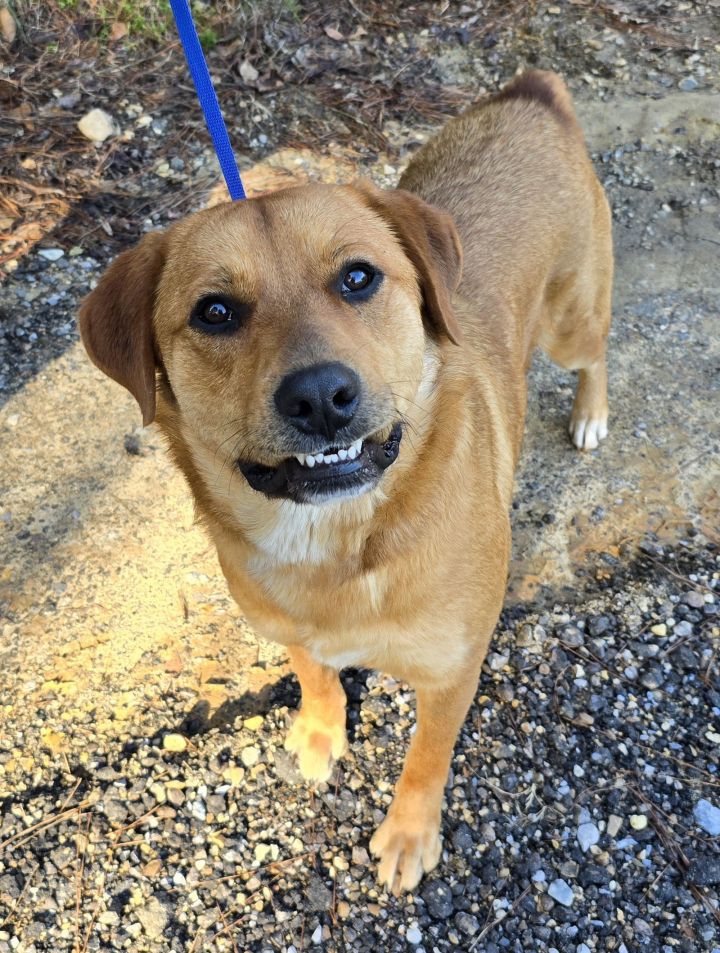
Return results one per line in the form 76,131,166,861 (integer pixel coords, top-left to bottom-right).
400,69,613,453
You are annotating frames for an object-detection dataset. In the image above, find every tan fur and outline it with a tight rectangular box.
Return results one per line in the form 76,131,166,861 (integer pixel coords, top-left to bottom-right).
79,70,613,894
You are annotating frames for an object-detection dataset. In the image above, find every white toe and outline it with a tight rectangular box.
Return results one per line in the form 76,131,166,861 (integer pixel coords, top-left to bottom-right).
570,415,608,451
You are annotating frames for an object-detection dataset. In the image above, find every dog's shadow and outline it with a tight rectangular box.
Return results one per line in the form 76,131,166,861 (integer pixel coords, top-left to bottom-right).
171,669,371,741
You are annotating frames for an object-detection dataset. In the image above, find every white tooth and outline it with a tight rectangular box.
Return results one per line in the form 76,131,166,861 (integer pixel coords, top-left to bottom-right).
328,453,339,463
353,439,363,454
295,454,306,465
338,449,348,460
348,445,358,460
314,453,325,464
306,456,315,468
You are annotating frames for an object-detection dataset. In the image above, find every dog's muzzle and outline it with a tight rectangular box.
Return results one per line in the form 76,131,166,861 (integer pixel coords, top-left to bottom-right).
237,422,403,504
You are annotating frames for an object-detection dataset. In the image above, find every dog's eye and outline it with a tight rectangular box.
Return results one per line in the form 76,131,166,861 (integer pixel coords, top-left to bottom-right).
340,263,381,300
189,296,245,334
203,301,232,324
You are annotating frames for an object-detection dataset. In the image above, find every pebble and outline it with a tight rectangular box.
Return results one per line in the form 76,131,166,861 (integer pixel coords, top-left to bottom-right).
38,248,64,261
163,733,188,753
241,745,260,767
694,799,720,836
630,814,648,831
422,879,454,918
135,897,169,939
407,924,423,945
311,924,323,944
607,814,623,837
673,620,693,637
548,879,574,907
678,76,699,91
688,855,720,886
77,108,117,142
684,590,706,608
577,822,600,852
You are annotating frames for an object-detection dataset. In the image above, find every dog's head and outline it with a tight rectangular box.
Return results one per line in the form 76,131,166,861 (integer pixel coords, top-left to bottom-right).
80,182,462,506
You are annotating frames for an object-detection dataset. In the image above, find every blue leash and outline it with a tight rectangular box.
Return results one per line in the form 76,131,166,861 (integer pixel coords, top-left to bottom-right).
169,0,246,201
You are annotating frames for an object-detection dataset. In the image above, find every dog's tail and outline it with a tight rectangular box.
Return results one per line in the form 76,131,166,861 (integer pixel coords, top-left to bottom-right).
495,69,584,140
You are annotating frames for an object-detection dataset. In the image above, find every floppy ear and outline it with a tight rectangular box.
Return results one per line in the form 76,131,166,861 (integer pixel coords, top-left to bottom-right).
79,231,166,426
356,181,463,344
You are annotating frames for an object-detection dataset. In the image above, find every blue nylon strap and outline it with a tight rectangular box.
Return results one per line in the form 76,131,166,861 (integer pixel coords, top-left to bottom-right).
169,0,246,200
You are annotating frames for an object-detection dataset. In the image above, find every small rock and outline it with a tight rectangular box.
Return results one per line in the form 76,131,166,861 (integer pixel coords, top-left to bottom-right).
136,897,169,939
640,666,665,690
650,623,667,636
163,733,188,753
673,620,693,637
407,924,422,945
488,652,509,671
630,814,648,831
241,745,260,767
243,715,264,731
679,76,699,91
694,799,720,836
548,879,574,907
311,924,323,944
78,108,117,142
38,248,64,262
684,590,705,609
422,879,454,919
223,765,245,787
103,799,128,823
352,846,370,866
607,814,623,838
577,822,600,852
254,843,278,863
689,856,720,887
306,875,332,912
455,912,480,936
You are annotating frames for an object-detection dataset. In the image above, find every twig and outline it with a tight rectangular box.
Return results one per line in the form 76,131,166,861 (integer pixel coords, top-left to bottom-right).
469,885,531,950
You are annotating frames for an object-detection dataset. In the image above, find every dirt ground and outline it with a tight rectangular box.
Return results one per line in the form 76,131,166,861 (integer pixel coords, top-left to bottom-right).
1,2,719,951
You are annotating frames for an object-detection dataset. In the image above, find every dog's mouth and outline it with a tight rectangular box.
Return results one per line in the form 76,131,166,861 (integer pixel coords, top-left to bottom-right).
237,422,403,503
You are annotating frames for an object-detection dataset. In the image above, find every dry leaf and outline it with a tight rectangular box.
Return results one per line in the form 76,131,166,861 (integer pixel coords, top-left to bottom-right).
324,25,344,41
0,7,17,45
109,20,128,41
240,59,259,84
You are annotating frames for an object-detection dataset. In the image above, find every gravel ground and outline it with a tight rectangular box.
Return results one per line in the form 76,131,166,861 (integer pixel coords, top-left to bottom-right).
1,1,719,950
1,542,719,951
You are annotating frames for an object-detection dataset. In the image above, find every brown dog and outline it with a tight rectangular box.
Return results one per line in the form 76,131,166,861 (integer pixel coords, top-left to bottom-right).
80,70,612,894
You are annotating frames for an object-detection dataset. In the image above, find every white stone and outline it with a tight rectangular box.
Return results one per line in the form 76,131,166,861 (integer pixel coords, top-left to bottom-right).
241,745,260,767
407,924,422,944
548,878,574,907
694,799,720,836
577,822,600,852
78,108,117,142
38,248,64,261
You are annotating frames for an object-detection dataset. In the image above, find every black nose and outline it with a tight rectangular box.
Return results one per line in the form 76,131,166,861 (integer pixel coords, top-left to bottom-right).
274,362,361,439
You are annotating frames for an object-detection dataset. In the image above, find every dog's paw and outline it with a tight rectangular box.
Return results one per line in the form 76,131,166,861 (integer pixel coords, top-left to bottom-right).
569,413,608,451
284,708,347,783
370,811,442,895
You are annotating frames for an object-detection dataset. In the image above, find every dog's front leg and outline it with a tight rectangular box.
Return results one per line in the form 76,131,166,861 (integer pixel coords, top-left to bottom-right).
370,664,481,894
284,645,348,783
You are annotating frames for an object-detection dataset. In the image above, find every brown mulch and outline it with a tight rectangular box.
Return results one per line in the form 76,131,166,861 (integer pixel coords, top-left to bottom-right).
1,0,717,269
